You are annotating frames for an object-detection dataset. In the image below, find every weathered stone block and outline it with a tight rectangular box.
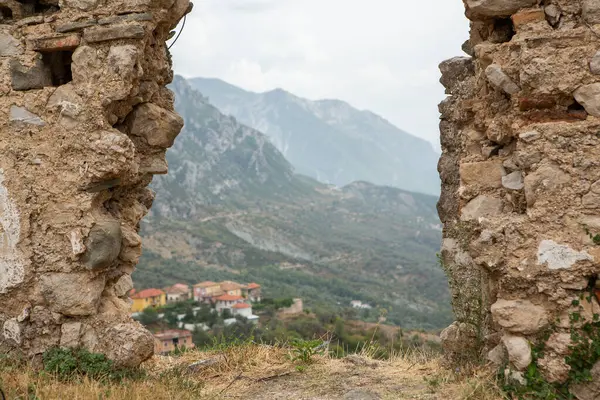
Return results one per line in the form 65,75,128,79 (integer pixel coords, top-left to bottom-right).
47,83,83,119
83,24,145,43
485,64,520,95
99,323,154,367
460,161,504,189
140,154,169,174
28,34,81,52
98,12,153,25
518,130,541,142
16,16,45,26
465,0,537,18
502,171,524,190
81,220,122,270
583,0,600,24
460,195,503,221
491,299,548,334
511,8,546,29
40,273,106,316
0,33,23,56
537,240,592,270
127,102,184,148
502,335,532,371
56,20,97,33
9,105,46,126
518,96,556,111
71,45,101,85
60,322,82,348
544,4,561,26
439,57,474,94
574,83,600,117
524,164,569,207
113,274,133,297
545,333,571,356
9,58,52,91
590,51,600,75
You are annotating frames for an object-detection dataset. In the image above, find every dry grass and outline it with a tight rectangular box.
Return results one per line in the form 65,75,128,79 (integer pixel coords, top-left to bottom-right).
0,344,506,400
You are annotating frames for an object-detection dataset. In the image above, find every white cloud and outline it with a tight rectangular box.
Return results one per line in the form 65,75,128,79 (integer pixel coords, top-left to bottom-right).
170,0,469,150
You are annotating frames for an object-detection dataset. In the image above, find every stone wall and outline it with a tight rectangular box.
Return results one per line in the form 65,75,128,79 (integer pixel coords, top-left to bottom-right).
0,0,190,367
439,0,600,387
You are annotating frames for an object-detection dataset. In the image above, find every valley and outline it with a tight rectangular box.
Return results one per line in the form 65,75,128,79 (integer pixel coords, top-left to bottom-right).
134,76,449,330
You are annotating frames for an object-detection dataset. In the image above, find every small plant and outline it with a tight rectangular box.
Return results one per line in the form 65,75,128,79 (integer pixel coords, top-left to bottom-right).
42,347,144,382
289,338,325,364
584,227,600,245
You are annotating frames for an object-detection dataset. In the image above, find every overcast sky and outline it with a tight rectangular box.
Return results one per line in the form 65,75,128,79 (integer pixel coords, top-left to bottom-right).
170,0,469,151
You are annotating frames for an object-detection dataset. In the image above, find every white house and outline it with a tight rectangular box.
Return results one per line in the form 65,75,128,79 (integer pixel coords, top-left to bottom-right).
215,294,243,313
165,283,191,303
231,302,252,318
350,300,372,309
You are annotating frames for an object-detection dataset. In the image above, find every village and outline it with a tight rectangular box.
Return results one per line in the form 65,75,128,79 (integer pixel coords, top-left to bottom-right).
126,280,378,355
128,280,307,355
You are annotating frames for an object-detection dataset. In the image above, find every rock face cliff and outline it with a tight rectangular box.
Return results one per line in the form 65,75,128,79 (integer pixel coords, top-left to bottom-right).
440,0,600,391
0,0,190,366
189,78,441,196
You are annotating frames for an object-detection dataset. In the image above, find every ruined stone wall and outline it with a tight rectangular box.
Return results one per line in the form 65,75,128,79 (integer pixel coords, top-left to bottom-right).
439,0,600,387
0,0,189,367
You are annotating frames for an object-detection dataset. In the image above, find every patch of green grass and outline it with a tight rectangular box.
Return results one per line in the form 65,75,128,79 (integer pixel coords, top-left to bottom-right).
42,348,145,383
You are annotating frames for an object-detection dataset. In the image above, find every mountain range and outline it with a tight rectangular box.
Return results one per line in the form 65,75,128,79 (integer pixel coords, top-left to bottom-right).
189,77,441,196
134,76,450,330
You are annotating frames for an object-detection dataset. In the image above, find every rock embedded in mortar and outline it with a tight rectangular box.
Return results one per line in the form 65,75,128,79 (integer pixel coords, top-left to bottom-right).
583,0,600,24
485,64,521,95
574,83,600,117
460,195,503,221
81,220,123,270
40,273,106,316
502,335,532,370
502,171,524,190
491,299,548,334
465,0,537,18
127,102,184,148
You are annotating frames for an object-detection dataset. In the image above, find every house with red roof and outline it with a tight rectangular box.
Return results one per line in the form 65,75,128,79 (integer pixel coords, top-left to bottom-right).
220,281,242,296
192,279,263,306
165,283,191,303
214,294,244,314
243,282,262,302
232,302,253,318
192,281,223,303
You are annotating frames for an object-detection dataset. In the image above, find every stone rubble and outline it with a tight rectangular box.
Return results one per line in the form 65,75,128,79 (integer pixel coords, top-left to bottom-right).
439,0,600,387
0,0,191,367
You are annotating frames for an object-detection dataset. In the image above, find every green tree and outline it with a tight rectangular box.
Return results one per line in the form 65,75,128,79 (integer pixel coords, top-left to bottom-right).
164,310,179,327
222,308,233,320
139,307,159,326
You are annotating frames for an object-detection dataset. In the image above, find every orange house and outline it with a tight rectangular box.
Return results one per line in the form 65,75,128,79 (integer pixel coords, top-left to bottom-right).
193,281,223,302
220,281,242,297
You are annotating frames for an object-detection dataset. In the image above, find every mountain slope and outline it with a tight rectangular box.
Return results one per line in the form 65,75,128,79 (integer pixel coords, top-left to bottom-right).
136,76,450,330
189,77,441,195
